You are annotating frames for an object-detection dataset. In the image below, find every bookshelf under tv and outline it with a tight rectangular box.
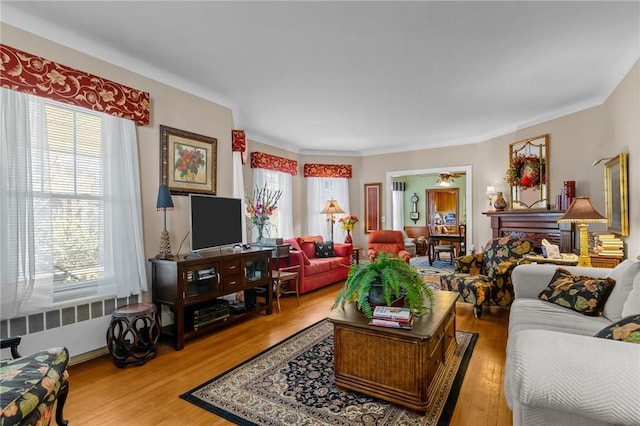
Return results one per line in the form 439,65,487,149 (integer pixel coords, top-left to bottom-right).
150,247,273,350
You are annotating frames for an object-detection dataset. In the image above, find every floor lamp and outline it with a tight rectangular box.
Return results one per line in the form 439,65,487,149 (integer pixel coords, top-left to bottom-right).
557,197,606,267
156,185,174,259
321,199,345,242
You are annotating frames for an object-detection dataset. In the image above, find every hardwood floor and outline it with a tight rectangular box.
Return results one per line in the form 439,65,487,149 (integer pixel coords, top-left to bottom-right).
64,284,513,425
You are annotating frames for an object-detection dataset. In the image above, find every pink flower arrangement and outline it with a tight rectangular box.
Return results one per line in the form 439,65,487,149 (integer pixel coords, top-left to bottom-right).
339,214,359,231
245,184,282,242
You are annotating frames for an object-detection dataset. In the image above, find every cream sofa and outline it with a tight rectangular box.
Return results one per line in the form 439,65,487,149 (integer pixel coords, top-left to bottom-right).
504,260,640,426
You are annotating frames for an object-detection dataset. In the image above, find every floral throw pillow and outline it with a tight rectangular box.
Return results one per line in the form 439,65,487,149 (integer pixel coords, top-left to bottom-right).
538,268,616,316
594,315,640,344
314,241,336,258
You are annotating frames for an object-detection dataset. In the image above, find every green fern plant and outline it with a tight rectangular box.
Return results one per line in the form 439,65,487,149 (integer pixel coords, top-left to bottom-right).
332,252,435,318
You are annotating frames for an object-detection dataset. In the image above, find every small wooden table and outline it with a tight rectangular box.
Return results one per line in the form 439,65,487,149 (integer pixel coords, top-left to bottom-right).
427,233,464,265
327,290,459,412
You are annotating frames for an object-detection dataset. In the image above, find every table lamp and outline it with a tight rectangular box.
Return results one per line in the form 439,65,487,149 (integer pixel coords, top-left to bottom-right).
156,185,174,259
557,197,606,267
320,199,345,242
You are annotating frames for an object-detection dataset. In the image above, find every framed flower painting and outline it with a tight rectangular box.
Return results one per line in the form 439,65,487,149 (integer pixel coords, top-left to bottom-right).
160,125,217,195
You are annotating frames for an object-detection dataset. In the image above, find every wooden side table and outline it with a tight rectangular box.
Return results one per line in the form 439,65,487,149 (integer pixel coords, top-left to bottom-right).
351,246,362,264
106,303,160,367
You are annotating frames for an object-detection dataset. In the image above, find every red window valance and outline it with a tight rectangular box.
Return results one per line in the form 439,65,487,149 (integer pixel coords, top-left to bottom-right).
303,163,352,178
251,152,298,175
0,44,150,125
232,129,247,164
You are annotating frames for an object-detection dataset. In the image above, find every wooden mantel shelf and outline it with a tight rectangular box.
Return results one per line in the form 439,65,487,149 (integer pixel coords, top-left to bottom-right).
483,210,575,253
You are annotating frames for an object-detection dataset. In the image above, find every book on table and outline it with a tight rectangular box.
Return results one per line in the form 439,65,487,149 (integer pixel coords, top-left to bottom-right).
372,306,412,322
369,306,413,329
368,317,414,330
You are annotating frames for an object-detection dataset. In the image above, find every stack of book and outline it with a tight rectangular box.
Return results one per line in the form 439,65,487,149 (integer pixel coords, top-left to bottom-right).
594,234,624,257
368,306,413,330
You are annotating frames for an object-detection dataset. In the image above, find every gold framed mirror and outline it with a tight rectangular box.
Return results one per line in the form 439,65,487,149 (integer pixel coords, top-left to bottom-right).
507,134,549,209
604,153,629,236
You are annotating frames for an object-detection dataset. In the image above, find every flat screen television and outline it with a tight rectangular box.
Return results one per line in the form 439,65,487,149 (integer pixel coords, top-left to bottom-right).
189,194,243,253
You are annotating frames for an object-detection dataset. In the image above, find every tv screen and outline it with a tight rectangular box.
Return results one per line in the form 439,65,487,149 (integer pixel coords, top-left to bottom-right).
189,195,243,252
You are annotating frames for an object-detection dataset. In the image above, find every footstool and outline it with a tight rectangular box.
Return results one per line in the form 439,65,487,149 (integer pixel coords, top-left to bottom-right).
106,302,160,367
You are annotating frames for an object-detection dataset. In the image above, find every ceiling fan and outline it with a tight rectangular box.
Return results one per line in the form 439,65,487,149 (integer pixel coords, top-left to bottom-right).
436,172,464,187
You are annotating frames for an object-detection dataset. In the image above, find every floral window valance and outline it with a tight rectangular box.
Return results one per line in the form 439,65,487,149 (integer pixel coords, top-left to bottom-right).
232,129,247,164
250,152,298,175
303,163,352,178
0,44,150,125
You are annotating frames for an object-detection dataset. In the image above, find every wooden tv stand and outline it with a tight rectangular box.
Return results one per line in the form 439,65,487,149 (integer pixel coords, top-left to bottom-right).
150,248,272,350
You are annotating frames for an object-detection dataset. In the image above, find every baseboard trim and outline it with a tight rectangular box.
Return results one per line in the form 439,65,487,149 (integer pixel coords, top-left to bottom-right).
70,346,109,366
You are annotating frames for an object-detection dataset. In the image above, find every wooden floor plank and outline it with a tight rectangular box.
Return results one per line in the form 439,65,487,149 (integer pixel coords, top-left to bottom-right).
63,284,513,425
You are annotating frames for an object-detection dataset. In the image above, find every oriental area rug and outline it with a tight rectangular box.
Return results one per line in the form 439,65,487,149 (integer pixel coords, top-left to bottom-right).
180,319,477,426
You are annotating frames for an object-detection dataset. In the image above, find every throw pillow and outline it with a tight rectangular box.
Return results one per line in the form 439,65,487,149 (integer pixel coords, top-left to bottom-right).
603,260,640,321
594,314,640,344
284,238,311,265
538,268,616,316
314,241,336,258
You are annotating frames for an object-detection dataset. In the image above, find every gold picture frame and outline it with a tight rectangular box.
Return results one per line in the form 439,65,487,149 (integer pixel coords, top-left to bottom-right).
604,152,629,236
160,125,217,195
364,183,382,233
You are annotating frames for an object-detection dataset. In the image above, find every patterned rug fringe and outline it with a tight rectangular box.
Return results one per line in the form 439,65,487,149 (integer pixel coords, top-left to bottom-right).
181,319,478,426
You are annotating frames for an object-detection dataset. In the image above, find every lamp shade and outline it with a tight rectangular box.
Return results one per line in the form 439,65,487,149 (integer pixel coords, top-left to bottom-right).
557,197,606,223
320,199,345,215
486,185,496,195
156,185,174,210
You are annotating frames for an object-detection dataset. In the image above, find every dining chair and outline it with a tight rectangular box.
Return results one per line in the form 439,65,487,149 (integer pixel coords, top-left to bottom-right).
429,224,456,264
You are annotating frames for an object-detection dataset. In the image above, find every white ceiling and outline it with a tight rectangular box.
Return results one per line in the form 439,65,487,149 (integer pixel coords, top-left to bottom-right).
2,1,639,156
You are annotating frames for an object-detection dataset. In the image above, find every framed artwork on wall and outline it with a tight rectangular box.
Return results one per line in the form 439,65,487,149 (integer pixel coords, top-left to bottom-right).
364,183,382,233
604,152,629,236
160,125,217,195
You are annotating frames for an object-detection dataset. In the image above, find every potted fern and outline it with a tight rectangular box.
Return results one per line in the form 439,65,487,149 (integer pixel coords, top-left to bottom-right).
332,252,435,318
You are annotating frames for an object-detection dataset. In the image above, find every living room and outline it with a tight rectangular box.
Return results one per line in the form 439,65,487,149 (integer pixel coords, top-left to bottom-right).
1,2,639,425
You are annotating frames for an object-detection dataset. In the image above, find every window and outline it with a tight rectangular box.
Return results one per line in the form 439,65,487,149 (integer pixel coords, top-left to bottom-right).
44,104,105,291
1,88,147,317
253,169,293,239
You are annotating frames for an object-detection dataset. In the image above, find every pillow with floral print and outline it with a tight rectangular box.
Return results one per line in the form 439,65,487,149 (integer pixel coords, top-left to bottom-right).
594,314,640,344
538,268,616,316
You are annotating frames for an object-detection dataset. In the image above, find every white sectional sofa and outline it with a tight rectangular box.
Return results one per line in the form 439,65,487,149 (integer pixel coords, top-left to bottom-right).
504,260,640,426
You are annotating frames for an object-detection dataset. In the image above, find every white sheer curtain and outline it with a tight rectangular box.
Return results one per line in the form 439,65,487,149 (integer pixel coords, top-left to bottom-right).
0,88,54,319
307,177,350,242
232,151,248,244
392,182,405,230
0,89,148,318
101,115,147,297
252,168,293,240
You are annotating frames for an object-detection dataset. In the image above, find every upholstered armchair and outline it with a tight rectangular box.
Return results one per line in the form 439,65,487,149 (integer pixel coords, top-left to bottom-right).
367,230,411,263
0,337,70,426
440,236,532,318
400,230,417,256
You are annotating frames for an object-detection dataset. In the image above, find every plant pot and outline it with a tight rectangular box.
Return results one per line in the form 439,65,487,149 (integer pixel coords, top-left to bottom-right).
367,284,406,308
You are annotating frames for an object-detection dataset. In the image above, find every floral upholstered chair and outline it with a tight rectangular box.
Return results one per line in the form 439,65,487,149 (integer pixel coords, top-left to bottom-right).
440,236,532,318
0,337,70,426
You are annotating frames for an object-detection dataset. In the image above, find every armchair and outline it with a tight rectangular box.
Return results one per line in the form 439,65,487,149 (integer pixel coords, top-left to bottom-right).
367,230,411,263
0,337,70,425
400,230,417,256
440,236,532,318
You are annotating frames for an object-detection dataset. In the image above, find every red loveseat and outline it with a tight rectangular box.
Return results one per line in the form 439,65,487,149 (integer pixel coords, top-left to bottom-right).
282,235,353,294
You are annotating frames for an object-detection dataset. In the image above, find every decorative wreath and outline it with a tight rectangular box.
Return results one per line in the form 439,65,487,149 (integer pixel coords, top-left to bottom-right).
505,154,546,189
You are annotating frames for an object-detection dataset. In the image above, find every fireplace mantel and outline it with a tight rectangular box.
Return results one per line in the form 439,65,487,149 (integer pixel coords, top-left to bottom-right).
484,210,575,253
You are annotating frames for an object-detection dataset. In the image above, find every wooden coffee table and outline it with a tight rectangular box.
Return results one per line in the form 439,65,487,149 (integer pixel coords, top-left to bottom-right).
327,290,459,412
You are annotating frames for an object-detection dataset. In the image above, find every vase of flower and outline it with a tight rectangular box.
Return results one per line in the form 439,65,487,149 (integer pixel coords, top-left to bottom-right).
245,183,282,247
345,229,352,244
339,214,358,245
